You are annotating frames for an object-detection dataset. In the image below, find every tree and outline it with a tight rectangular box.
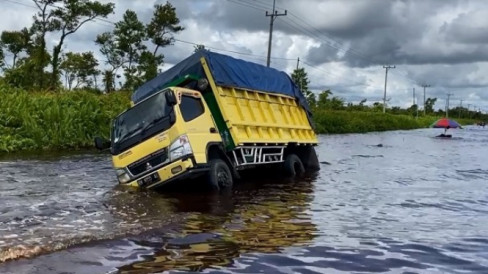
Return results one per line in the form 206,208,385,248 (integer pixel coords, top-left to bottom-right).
2,44,51,89
95,32,123,92
143,2,184,82
147,2,184,56
317,89,332,109
0,47,4,69
31,0,58,89
137,50,162,83
114,10,147,90
291,67,315,107
32,0,114,89
1,28,32,68
60,51,99,90
425,97,437,114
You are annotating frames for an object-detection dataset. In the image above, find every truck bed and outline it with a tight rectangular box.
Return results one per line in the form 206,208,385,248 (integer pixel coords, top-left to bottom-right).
212,85,318,146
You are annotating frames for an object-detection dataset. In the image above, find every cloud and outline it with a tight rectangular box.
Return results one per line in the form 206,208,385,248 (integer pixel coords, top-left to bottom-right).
0,0,487,111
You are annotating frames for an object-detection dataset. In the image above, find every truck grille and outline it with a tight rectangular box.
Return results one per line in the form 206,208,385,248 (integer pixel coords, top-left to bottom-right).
127,148,168,176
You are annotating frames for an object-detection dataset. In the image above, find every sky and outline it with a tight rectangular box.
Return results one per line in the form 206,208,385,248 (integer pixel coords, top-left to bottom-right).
1,0,487,112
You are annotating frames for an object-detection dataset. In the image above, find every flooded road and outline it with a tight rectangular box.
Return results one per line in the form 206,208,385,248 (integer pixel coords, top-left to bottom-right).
1,127,488,273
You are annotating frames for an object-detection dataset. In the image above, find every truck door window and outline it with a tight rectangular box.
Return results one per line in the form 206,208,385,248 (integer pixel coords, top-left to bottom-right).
180,95,205,121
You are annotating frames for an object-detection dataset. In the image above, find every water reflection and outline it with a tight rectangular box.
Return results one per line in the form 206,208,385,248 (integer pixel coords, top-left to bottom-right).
118,176,318,273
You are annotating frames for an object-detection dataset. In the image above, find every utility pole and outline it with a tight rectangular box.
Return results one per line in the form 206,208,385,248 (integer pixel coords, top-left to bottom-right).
413,87,418,119
266,0,287,67
446,93,453,118
296,57,300,70
459,99,463,119
421,84,431,115
382,65,395,113
412,87,415,105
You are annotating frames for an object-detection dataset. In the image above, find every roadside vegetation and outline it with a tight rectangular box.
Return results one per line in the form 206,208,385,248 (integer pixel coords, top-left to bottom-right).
0,84,130,153
292,68,486,134
0,1,485,154
0,82,483,153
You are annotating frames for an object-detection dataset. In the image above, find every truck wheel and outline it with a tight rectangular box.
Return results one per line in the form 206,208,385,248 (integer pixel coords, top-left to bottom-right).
208,159,233,191
284,154,305,177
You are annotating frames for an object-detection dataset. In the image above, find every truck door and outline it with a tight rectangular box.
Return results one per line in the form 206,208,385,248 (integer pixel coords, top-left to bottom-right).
179,93,222,164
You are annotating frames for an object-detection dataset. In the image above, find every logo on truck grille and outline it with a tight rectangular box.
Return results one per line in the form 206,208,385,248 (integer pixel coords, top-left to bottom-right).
127,148,167,176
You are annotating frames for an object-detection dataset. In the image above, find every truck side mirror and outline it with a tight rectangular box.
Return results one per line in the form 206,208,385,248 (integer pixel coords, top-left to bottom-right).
165,90,177,106
94,136,110,150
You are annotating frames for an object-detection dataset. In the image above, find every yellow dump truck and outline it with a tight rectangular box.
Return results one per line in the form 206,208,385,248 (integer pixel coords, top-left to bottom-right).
95,50,319,190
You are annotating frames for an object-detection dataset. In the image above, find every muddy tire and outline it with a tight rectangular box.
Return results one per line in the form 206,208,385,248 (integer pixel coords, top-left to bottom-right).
207,159,233,191
283,153,305,177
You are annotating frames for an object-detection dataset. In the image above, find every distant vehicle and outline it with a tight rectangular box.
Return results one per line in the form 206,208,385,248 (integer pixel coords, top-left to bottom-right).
95,51,319,191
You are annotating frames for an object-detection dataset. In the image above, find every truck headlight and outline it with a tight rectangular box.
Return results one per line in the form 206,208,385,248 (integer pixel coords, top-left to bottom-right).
169,135,193,161
115,168,131,184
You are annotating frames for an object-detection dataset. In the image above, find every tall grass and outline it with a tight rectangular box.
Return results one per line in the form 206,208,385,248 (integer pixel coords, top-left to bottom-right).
0,84,477,153
312,110,448,134
0,85,130,153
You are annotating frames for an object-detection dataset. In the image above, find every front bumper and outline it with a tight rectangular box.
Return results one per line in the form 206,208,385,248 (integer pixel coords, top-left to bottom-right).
124,158,207,189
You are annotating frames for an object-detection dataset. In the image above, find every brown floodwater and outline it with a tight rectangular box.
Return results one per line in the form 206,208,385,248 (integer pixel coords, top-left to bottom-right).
1,127,488,273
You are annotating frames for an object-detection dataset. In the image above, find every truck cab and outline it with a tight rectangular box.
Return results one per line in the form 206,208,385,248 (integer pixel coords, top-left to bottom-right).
103,86,227,190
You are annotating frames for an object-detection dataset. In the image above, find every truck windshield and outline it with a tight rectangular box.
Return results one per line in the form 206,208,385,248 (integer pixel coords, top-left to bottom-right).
111,90,173,150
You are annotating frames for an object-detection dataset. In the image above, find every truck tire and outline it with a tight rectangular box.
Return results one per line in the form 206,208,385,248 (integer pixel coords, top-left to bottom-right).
284,154,305,177
207,159,233,191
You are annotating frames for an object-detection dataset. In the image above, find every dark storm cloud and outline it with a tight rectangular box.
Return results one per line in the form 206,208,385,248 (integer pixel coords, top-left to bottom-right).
0,0,487,109
283,0,487,68
442,9,488,44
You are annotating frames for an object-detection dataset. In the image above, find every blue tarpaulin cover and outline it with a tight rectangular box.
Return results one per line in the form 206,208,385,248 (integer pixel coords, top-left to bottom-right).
132,50,311,114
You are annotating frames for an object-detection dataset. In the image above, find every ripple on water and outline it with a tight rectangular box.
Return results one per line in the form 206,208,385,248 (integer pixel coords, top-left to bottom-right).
1,129,488,273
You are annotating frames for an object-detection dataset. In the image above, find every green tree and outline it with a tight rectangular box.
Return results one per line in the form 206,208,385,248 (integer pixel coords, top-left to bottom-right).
0,28,32,68
137,50,162,83
2,44,52,89
317,89,332,109
291,67,315,107
425,97,437,114
0,47,4,69
32,0,114,90
102,70,115,93
147,2,184,56
60,51,99,90
95,32,123,92
31,0,57,89
142,2,184,82
114,10,147,90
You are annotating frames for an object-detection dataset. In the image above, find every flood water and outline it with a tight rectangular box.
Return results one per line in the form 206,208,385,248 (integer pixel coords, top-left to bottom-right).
0,127,487,273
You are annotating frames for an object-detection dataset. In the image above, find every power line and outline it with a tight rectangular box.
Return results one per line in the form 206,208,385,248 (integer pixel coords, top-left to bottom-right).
226,0,267,12
174,38,293,61
242,0,421,85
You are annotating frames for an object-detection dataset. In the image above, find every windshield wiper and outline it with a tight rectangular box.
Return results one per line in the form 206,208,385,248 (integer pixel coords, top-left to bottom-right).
141,116,167,134
118,125,144,142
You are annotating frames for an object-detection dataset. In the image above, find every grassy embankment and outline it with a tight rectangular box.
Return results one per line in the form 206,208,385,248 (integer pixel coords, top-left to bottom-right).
0,85,130,153
312,109,474,134
0,85,475,153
